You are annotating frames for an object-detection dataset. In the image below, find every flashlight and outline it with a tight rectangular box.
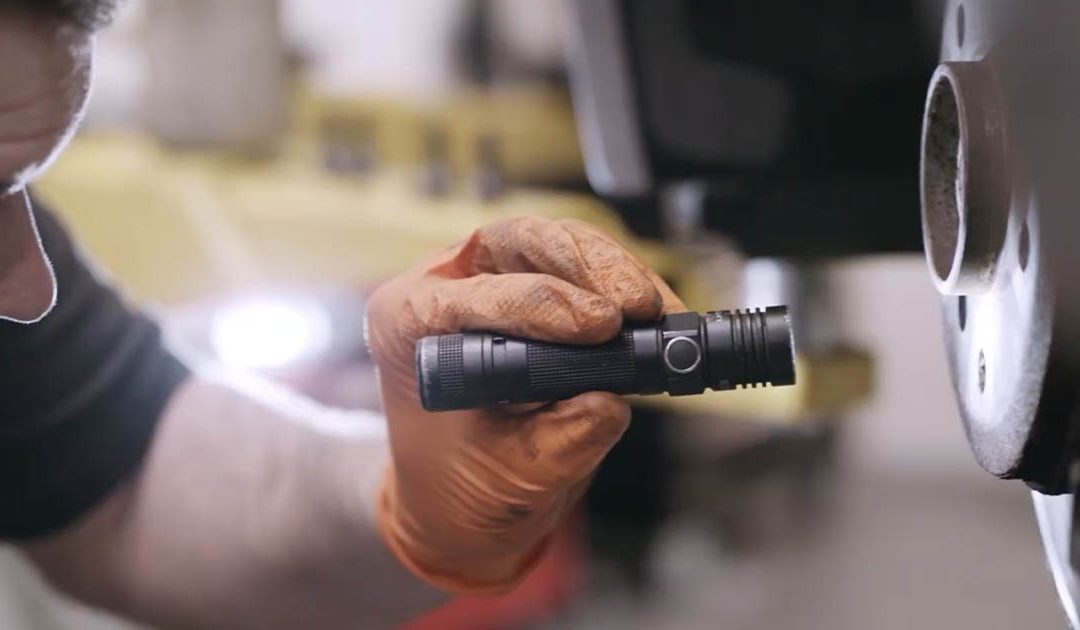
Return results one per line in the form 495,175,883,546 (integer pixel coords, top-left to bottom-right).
415,307,795,412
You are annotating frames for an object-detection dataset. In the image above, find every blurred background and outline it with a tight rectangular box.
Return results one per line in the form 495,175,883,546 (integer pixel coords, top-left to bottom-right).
0,0,1066,628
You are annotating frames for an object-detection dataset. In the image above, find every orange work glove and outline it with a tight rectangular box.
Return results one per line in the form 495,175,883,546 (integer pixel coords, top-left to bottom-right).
365,216,685,595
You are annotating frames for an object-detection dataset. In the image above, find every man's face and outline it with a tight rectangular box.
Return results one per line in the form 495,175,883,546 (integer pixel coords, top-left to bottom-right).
0,10,94,321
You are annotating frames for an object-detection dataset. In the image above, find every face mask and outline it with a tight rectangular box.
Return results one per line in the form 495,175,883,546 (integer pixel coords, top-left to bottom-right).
0,190,55,323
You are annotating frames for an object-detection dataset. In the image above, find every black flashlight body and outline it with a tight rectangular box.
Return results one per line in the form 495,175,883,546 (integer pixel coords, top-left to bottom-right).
416,307,795,412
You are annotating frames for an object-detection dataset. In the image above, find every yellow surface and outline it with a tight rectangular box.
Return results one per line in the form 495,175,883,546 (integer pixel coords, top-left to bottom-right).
37,132,664,305
632,348,874,423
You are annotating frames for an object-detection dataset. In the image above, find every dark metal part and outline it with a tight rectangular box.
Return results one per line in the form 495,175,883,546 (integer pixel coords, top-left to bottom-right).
415,307,795,412
563,0,940,255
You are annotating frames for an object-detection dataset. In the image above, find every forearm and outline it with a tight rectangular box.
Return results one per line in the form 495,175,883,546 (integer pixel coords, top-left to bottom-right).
23,374,446,630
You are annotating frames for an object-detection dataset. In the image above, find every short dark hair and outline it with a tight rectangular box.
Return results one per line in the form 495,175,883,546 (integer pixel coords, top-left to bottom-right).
1,0,118,31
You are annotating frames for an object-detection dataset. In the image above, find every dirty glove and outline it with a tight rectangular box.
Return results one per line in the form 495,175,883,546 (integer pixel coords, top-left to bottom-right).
365,216,684,595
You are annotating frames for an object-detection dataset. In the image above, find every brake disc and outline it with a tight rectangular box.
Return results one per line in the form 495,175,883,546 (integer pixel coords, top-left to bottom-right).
923,0,1080,495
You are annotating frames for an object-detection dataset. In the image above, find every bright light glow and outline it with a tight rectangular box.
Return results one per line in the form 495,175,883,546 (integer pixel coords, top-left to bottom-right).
210,297,332,369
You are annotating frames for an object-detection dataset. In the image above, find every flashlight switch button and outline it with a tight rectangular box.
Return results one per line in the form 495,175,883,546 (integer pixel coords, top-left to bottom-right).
664,336,702,375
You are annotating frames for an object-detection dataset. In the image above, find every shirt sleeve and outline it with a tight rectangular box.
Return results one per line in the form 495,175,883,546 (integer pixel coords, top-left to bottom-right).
0,197,189,540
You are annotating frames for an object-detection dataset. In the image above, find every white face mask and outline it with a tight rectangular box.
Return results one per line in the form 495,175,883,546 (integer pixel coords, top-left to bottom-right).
0,190,55,323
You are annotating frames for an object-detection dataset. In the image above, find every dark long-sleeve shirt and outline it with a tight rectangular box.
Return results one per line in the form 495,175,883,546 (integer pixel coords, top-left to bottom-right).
0,198,188,539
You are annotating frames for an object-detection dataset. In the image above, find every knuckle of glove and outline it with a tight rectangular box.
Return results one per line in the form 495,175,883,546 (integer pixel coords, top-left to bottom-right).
553,220,661,320
477,216,547,268
605,260,663,318
504,215,548,242
523,276,620,341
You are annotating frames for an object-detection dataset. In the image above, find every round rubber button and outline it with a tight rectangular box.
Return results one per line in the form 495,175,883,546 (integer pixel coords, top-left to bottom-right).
664,336,702,374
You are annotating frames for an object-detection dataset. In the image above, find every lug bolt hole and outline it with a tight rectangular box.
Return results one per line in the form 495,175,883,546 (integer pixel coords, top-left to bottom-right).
1019,221,1031,272
978,350,986,393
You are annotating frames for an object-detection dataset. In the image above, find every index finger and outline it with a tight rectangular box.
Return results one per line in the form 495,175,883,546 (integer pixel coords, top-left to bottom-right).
443,217,664,322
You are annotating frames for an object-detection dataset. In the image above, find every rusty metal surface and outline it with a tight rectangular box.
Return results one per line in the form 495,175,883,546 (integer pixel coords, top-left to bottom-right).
928,1,1080,494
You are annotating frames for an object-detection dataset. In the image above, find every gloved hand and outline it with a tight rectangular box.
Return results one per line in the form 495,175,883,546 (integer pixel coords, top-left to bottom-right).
366,216,684,595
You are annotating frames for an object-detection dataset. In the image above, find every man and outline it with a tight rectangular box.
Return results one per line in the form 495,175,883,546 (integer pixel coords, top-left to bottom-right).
0,1,684,628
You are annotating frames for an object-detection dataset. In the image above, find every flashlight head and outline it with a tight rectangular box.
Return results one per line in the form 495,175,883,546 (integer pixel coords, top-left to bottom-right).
703,306,796,390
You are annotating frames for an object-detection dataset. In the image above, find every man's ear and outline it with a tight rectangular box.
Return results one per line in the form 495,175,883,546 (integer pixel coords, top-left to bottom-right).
0,190,56,323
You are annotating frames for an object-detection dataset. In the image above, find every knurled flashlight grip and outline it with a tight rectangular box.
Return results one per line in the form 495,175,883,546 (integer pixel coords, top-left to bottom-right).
416,307,795,412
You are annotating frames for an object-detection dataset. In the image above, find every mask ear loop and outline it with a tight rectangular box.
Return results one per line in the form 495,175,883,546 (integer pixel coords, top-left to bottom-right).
0,189,56,323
